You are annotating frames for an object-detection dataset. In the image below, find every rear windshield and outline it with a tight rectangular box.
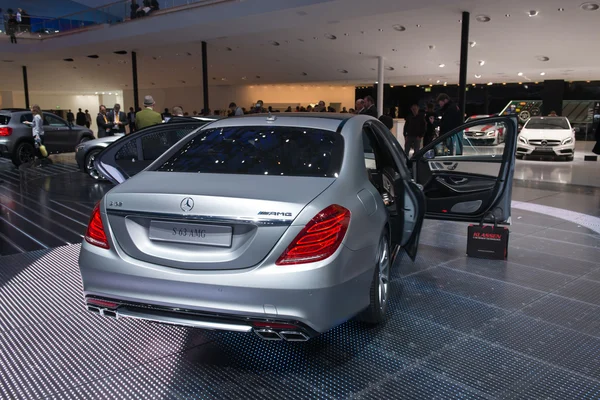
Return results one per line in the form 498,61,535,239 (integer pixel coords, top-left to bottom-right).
157,126,344,177
525,118,570,130
0,115,10,125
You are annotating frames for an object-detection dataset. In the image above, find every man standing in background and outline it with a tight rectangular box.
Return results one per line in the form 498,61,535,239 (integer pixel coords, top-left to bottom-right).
136,95,162,130
403,104,426,155
109,103,127,134
84,109,92,128
66,109,75,127
127,107,136,134
76,108,86,126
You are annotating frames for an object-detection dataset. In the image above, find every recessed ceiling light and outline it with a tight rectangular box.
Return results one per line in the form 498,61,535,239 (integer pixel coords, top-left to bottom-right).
580,2,599,11
518,72,524,76
537,56,550,62
505,13,510,17
325,34,337,40
474,74,482,78
385,66,395,71
302,72,308,76
392,24,406,31
269,41,280,46
375,81,379,84
63,58,74,62
439,63,445,68
114,50,127,55
256,75,261,79
225,47,233,51
487,82,493,86
528,10,539,17
436,80,440,83
378,28,383,32
297,38,304,42
370,68,376,71
558,7,565,11
391,49,397,52
540,72,546,76
403,85,407,87
241,76,247,80
476,15,491,22
337,69,348,73
344,33,349,36
416,24,421,27
469,41,477,47
479,60,485,66
429,45,436,50
94,92,98,94
102,92,105,94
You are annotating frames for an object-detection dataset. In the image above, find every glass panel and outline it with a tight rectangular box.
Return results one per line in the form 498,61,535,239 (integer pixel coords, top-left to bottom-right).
0,115,11,125
431,121,508,158
115,140,138,161
141,126,198,160
44,115,67,127
158,126,344,178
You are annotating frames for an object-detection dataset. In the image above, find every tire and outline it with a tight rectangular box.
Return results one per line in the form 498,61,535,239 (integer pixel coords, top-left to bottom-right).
11,141,35,167
516,154,524,160
79,136,92,145
357,231,391,324
85,148,103,180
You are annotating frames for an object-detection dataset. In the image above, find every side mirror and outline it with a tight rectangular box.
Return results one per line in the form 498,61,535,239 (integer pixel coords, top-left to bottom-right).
424,149,435,160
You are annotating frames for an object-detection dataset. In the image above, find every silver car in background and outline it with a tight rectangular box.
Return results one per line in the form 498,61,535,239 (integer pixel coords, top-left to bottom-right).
79,113,517,340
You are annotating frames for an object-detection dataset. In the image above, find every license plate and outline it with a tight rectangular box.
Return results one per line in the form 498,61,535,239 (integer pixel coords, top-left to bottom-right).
535,147,554,152
149,221,232,247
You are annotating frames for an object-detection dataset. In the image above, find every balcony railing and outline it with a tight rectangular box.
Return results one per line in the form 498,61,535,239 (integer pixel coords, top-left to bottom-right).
3,0,230,39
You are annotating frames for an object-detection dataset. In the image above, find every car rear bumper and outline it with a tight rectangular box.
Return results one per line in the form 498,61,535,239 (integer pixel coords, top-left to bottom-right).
516,142,574,157
0,138,12,157
78,240,376,335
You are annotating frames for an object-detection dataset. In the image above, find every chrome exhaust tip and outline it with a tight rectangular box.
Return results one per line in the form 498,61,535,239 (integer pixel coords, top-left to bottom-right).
280,331,310,342
87,305,101,314
254,329,282,340
101,309,117,318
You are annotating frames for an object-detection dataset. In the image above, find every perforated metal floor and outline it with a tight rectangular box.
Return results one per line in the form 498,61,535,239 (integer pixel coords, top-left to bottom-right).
0,205,599,399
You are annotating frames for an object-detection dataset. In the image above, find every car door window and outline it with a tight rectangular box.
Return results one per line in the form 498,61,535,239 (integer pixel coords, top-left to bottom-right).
44,114,67,127
20,113,33,124
413,117,516,223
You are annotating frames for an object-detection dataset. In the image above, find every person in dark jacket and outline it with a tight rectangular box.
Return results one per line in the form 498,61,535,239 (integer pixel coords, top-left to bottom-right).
403,104,426,155
359,96,378,118
437,94,464,154
424,103,437,146
108,103,128,134
76,108,86,126
7,14,18,44
593,121,600,155
96,105,112,138
66,109,75,127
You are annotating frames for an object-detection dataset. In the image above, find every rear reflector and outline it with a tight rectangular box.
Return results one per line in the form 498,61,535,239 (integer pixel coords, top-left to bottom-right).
85,203,110,249
276,204,350,265
86,298,118,309
252,321,298,330
0,127,12,136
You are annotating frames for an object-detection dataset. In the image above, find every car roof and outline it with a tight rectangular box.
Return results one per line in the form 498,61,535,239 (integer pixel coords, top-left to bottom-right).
201,113,360,134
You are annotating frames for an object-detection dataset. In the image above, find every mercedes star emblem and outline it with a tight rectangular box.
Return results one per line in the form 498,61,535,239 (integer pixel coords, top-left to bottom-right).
180,197,194,212
541,140,548,147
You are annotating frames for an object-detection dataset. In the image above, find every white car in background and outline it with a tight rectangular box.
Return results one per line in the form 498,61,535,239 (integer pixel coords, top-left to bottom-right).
516,116,575,161
463,115,505,145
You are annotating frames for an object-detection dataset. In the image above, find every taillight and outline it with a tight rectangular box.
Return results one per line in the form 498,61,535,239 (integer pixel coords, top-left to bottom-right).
85,203,109,249
276,205,350,265
0,127,13,136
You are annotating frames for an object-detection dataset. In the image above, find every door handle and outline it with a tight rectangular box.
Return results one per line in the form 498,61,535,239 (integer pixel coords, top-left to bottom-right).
449,177,468,184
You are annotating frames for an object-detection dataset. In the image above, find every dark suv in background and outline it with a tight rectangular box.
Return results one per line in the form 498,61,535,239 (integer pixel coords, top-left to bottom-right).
0,108,95,166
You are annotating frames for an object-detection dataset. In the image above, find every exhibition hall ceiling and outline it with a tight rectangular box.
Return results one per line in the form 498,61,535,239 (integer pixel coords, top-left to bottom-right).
0,0,598,92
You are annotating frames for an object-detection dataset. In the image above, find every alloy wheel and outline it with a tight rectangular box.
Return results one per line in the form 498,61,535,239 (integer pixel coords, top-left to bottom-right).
377,236,390,309
18,144,34,164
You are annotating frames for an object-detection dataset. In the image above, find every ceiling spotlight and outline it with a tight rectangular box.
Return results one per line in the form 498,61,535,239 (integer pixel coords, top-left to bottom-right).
528,10,539,17
385,66,395,71
416,24,422,27
502,82,507,85
518,72,524,76
378,28,383,32
392,24,406,31
94,92,98,94
337,69,349,73
269,41,280,46
487,82,493,86
416,85,420,87
325,34,337,40
429,45,436,50
558,7,565,11
505,13,510,17
479,60,485,66
540,72,546,76
439,63,445,68
375,81,379,84
476,15,491,22
469,41,476,47
436,80,440,83
403,85,407,87
474,74,481,78
301,72,308,76
102,92,105,94
537,56,550,62
580,2,600,11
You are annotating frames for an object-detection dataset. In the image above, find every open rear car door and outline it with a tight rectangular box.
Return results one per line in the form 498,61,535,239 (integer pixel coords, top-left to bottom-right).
411,116,518,224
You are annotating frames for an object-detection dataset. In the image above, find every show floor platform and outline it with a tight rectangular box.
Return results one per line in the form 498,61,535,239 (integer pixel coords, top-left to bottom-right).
0,210,599,399
0,156,599,399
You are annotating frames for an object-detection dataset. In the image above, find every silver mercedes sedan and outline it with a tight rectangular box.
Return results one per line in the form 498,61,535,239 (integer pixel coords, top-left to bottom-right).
79,113,517,340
